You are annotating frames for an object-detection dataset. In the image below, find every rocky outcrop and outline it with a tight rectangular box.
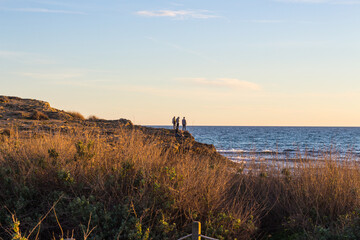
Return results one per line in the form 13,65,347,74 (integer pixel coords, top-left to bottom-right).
0,95,68,120
0,95,225,161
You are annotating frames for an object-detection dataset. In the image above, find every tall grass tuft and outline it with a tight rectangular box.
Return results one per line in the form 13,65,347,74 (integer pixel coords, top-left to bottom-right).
87,115,100,121
66,111,85,120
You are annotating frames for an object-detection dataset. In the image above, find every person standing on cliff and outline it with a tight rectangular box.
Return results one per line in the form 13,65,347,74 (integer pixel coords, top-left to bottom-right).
172,116,176,129
182,117,187,131
175,116,180,133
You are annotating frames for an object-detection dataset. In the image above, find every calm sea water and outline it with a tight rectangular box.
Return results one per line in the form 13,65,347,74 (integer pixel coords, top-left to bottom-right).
150,126,360,162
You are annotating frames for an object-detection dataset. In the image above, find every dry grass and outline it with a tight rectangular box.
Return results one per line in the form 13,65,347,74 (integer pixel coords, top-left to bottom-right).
66,111,85,120
87,115,100,121
231,156,360,235
1,127,360,239
0,127,251,238
29,110,49,120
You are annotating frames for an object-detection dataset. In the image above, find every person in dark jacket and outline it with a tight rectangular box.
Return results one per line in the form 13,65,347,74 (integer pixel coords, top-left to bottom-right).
182,117,187,131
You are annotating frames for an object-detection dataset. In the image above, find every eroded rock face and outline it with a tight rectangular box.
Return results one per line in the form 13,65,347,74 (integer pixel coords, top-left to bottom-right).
0,95,224,161
0,95,73,121
0,95,135,139
0,96,135,126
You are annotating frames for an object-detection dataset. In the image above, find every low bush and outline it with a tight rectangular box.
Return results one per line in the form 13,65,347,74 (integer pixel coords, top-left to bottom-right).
66,111,85,120
87,115,100,121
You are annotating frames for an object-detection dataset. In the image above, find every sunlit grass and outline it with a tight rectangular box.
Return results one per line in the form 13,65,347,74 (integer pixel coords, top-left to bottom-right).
1,127,360,239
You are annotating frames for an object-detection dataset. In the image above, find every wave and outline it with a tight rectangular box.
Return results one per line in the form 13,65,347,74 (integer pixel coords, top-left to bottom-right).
217,149,245,153
262,149,276,153
228,156,248,160
284,149,296,152
217,149,333,155
216,149,359,161
217,149,278,154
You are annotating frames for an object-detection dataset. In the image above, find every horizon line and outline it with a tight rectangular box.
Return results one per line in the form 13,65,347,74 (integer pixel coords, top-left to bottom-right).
145,125,360,128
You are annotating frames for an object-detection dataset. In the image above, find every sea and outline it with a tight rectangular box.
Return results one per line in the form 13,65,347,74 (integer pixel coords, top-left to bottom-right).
150,126,360,163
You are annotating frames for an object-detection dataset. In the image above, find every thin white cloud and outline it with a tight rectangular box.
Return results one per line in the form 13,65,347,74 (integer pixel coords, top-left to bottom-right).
276,0,329,2
46,81,234,99
0,50,54,64
136,10,218,19
275,0,360,4
115,85,241,99
240,19,284,23
246,40,327,48
18,69,119,81
180,78,261,90
30,0,78,7
49,80,115,88
20,72,83,80
0,51,25,57
0,7,85,14
146,37,218,63
170,2,184,7
49,80,93,87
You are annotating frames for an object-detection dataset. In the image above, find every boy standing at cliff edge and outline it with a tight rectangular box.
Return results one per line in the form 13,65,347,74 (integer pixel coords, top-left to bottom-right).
182,117,187,131
175,117,180,133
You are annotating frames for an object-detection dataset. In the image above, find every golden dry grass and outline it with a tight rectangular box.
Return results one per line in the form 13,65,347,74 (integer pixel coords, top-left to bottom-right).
1,127,360,239
66,111,85,120
87,115,100,121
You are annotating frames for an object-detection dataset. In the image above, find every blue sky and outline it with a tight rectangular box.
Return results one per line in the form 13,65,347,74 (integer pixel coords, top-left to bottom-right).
1,0,360,126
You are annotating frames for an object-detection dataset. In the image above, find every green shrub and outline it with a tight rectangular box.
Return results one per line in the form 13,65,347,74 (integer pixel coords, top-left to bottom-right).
75,141,95,161
48,148,59,160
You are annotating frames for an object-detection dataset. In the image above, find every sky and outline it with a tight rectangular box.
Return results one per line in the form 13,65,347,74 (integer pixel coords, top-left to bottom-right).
1,0,360,126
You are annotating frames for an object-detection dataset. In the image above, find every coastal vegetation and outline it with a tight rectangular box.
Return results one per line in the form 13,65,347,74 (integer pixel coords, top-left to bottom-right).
1,96,360,239
65,111,86,121
1,127,360,239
